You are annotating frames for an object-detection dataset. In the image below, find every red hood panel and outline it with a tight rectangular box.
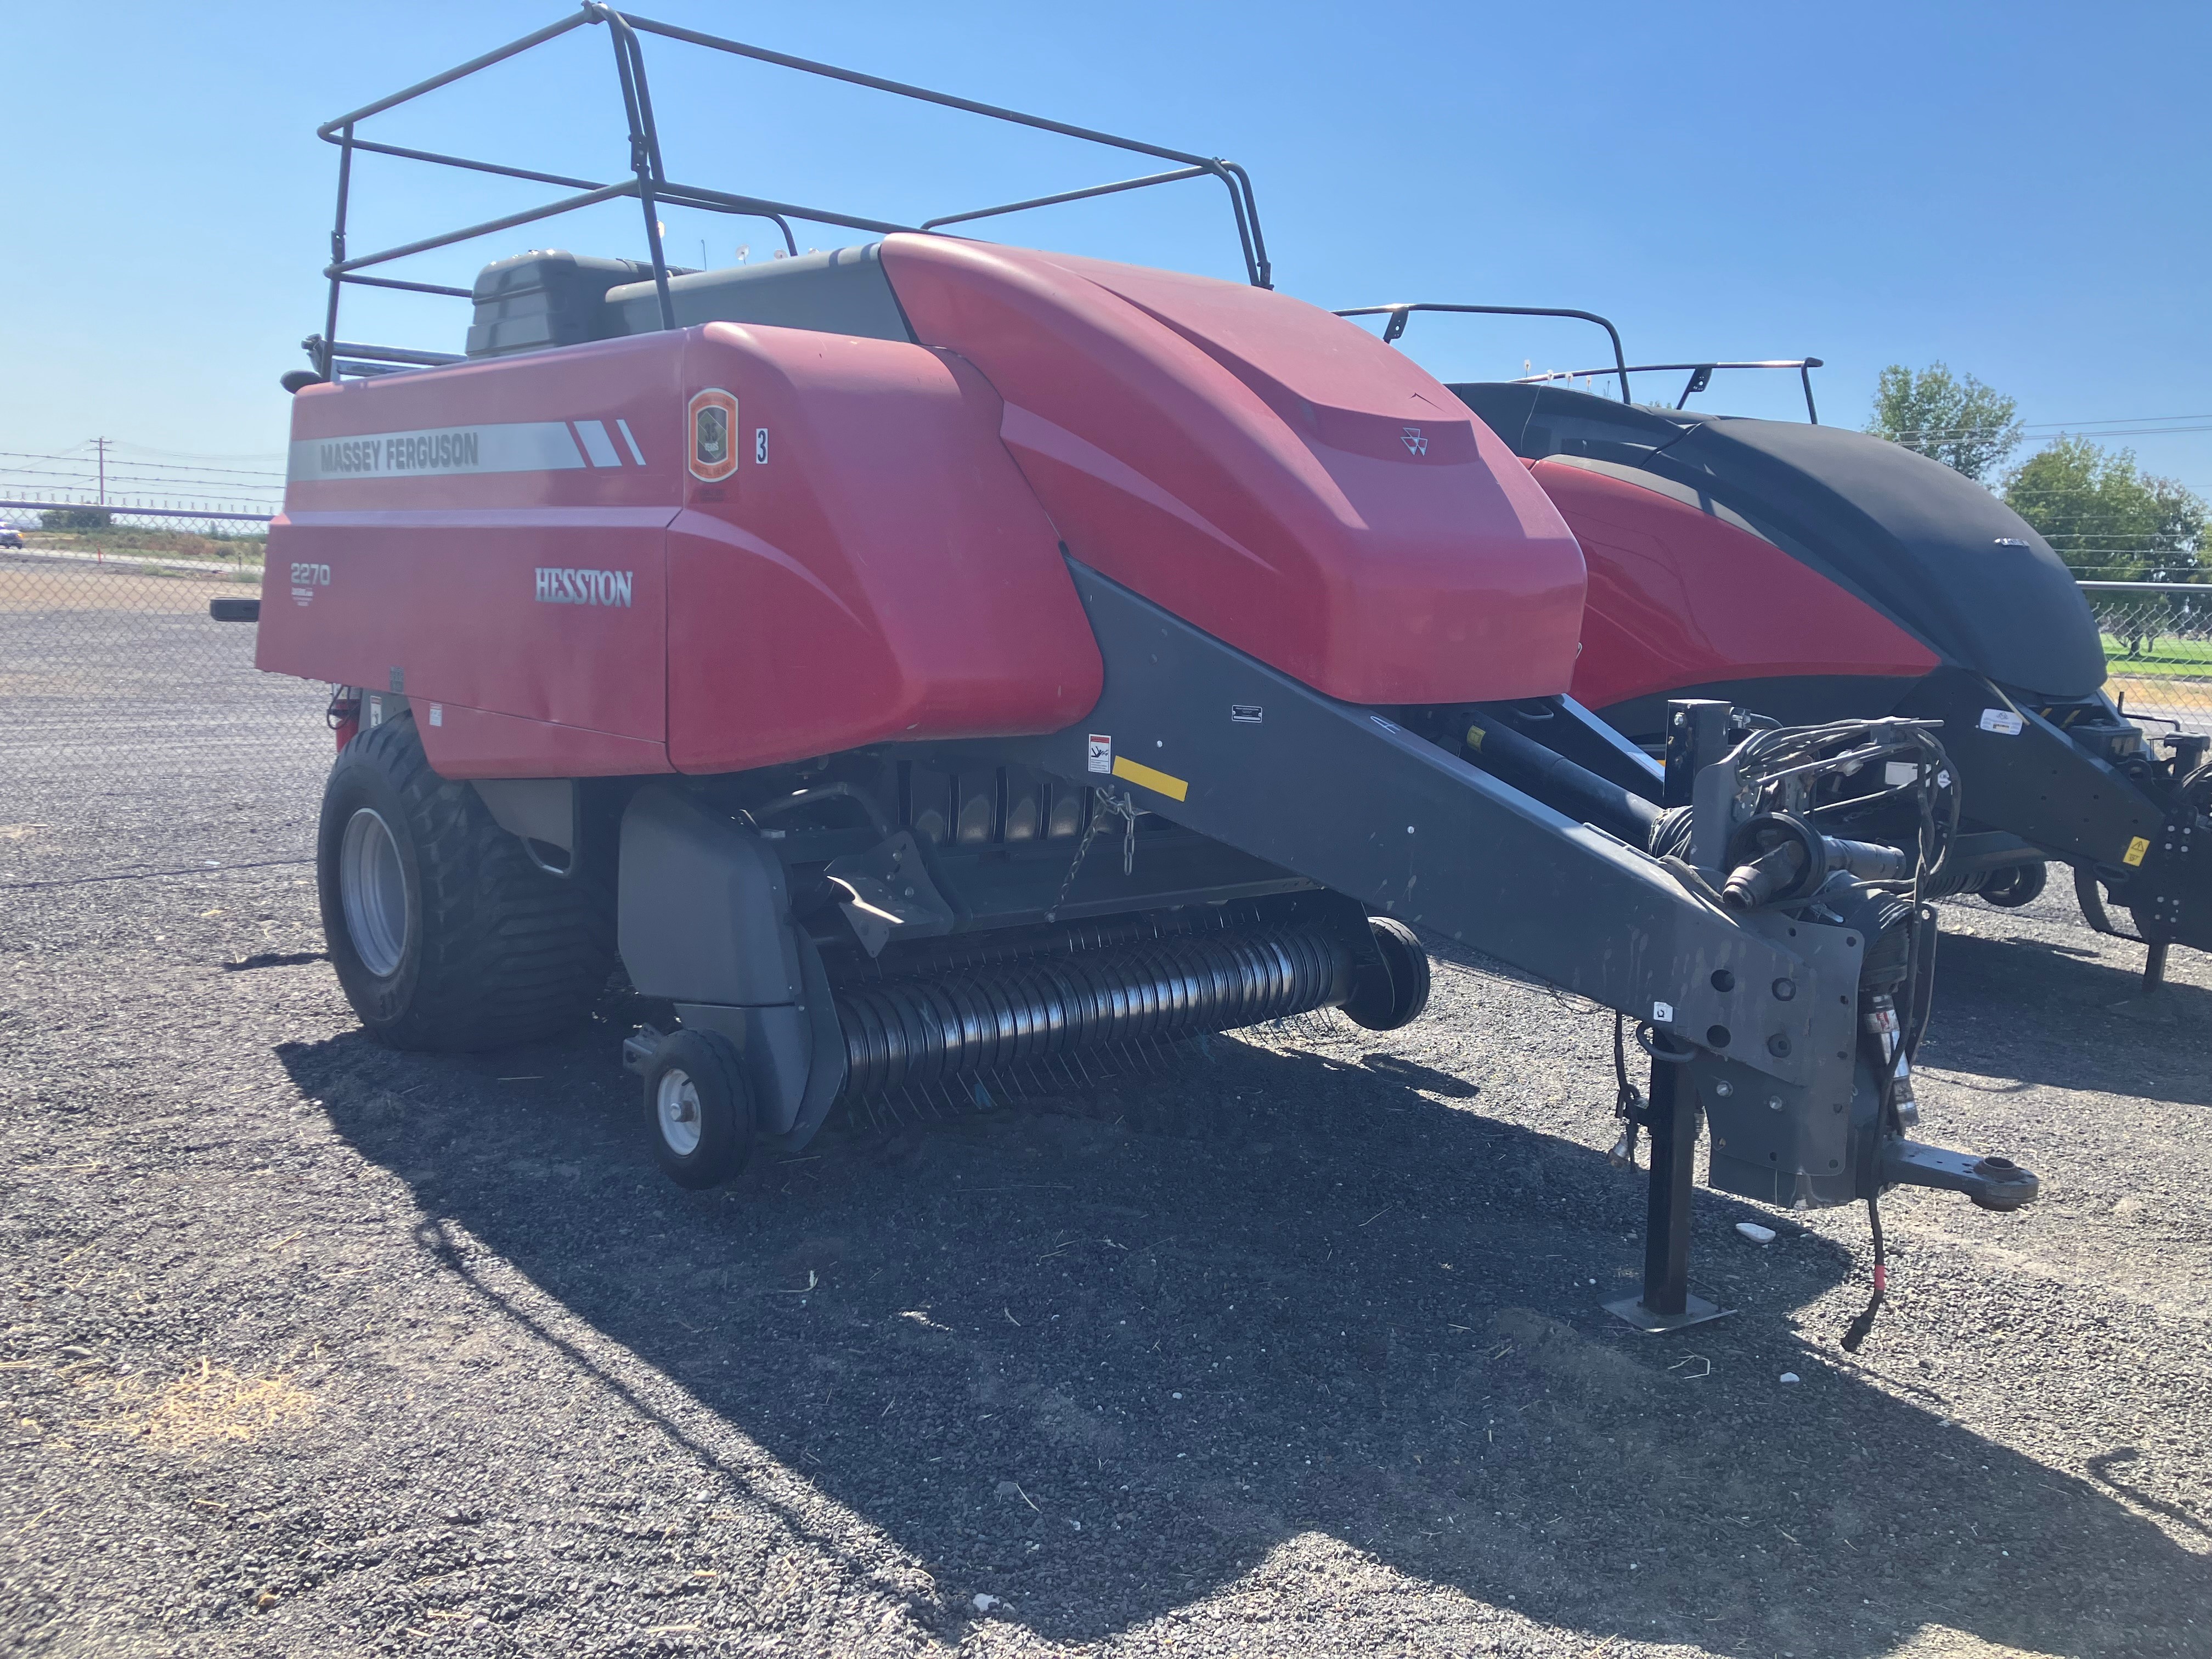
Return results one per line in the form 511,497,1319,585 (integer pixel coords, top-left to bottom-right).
881,236,1584,706
1537,459,1940,713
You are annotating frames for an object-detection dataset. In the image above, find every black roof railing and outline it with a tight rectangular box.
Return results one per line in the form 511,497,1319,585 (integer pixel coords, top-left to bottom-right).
1336,302,1824,424
1335,304,1633,402
1519,359,1825,424
307,3,1272,380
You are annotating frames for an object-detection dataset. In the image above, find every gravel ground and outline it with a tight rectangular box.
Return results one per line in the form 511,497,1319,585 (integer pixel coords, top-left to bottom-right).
0,557,324,886
4,602,2210,1658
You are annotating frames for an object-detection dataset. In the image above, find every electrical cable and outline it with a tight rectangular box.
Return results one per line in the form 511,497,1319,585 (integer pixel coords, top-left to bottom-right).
1841,1193,1887,1353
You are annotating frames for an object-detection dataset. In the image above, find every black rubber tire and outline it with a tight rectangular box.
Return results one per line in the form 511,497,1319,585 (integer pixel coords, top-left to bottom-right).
644,1029,755,1189
316,713,613,1051
1341,915,1433,1031
1980,860,2049,909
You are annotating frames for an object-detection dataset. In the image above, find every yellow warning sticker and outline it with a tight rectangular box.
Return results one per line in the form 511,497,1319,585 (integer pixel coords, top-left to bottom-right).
1111,755,1188,802
2123,836,2151,867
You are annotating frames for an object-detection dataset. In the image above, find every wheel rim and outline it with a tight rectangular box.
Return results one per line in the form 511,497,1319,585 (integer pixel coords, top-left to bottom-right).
657,1069,704,1157
338,807,410,978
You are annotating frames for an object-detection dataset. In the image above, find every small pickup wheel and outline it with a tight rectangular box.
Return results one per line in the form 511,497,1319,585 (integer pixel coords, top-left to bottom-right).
645,1030,755,1189
1342,915,1432,1031
1979,861,2047,909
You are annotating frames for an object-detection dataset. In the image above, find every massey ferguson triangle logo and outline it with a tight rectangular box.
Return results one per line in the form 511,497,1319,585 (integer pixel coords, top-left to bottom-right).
1401,426,1429,456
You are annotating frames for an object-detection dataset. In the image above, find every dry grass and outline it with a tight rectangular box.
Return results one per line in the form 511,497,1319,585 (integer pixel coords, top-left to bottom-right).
0,560,246,615
98,1358,317,1450
24,529,267,563
2106,674,2212,732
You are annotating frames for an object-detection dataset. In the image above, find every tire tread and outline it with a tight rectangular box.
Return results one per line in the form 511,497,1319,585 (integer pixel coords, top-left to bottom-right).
326,715,612,1051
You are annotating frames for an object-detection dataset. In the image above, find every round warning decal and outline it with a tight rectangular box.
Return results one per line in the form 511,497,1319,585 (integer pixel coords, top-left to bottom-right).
687,387,739,482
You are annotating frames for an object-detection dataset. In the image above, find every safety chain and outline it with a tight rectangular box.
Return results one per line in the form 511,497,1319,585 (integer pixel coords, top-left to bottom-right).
1606,1012,1650,1170
1045,786,1139,918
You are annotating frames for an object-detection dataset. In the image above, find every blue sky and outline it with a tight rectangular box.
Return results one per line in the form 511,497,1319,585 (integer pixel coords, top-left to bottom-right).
7,1,2208,492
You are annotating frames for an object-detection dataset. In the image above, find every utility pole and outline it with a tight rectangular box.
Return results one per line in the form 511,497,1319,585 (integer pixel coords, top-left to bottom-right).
94,436,108,506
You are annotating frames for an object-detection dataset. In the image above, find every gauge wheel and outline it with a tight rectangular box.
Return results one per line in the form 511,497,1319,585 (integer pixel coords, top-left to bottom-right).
1342,915,1433,1031
644,1029,755,1189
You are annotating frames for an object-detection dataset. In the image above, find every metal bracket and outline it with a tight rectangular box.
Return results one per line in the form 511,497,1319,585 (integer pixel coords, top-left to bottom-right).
622,1024,667,1076
1604,1293,1733,1334
823,830,956,956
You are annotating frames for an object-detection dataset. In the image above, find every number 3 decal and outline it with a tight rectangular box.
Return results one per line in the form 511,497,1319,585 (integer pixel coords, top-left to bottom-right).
754,427,769,465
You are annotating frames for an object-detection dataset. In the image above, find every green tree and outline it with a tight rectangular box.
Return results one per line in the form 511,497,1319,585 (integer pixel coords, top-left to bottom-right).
1866,362,2023,481
2002,436,2206,582
38,506,112,530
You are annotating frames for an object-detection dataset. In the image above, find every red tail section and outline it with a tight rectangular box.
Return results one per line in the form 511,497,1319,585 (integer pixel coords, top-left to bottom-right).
262,328,1099,777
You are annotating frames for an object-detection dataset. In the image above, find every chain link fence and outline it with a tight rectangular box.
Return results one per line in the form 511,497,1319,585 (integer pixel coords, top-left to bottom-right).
2081,580,2212,737
0,502,329,887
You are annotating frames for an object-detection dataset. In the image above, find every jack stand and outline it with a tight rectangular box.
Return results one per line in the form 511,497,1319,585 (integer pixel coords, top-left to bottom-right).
2111,940,2180,1023
1606,1059,1733,1332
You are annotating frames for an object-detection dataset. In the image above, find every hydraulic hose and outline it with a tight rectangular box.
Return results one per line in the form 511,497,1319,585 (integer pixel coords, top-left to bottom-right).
1461,714,1662,847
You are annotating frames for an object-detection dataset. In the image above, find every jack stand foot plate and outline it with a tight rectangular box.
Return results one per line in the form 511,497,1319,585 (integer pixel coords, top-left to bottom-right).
2109,988,2182,1023
1604,1293,1734,1333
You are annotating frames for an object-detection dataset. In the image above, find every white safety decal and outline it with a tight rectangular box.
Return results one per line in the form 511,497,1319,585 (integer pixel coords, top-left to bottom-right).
287,421,592,482
428,704,444,727
1087,734,1113,774
572,419,623,469
1978,708,2025,736
1652,1001,1675,1023
1231,704,1263,724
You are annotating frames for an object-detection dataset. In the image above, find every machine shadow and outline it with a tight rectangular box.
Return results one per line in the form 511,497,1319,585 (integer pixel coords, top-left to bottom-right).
1921,924,2212,1105
284,1013,2209,1657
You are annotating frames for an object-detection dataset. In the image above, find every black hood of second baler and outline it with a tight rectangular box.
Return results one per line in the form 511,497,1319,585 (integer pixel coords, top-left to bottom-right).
1452,382,2107,700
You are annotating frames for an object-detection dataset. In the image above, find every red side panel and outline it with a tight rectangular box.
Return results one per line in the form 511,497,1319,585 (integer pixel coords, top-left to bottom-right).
261,323,1097,780
665,325,1099,774
415,702,672,779
880,236,1585,706
1536,459,1941,713
263,335,684,774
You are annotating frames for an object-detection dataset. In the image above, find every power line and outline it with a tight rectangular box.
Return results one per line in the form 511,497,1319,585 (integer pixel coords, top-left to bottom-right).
105,441,288,465
1875,416,2212,441
0,460,280,488
0,448,285,479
